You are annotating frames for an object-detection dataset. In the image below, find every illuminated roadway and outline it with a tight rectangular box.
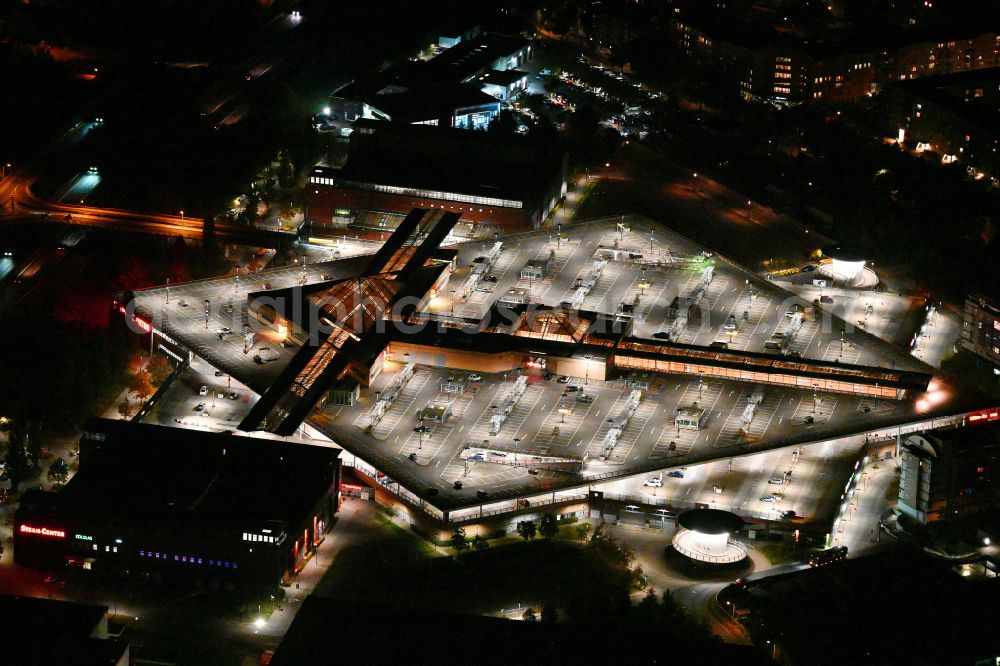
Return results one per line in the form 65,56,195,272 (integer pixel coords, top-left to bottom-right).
1,171,289,245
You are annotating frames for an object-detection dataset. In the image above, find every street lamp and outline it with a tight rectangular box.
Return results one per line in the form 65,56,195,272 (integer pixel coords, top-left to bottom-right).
584,354,592,385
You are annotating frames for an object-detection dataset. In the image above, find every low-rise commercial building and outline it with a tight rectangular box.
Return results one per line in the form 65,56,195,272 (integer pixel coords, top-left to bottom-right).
14,419,340,588
326,31,532,131
0,595,129,666
306,120,568,234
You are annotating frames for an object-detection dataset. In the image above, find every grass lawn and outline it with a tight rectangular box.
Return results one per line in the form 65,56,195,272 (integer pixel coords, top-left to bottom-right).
315,518,629,616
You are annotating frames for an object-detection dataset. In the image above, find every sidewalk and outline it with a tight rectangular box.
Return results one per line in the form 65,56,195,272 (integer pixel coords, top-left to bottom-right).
835,457,897,552
254,499,376,639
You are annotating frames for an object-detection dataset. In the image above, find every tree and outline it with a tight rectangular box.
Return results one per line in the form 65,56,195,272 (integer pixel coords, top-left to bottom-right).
488,110,518,137
5,425,30,490
118,398,133,419
541,603,558,623
472,534,489,551
539,513,559,539
148,354,173,386
130,369,154,400
47,457,68,484
522,607,537,622
450,527,468,555
517,520,537,540
202,214,219,258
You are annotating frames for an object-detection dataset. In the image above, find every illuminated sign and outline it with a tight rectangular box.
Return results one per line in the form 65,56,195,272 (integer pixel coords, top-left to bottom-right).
75,534,93,541
19,524,66,538
340,483,364,491
968,410,1000,424
116,303,152,333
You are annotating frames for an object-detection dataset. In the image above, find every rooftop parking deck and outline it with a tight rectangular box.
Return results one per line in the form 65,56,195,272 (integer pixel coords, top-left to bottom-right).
124,215,996,515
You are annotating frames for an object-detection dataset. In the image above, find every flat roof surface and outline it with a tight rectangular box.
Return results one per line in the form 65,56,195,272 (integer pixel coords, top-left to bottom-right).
315,118,564,203
368,83,501,123
678,508,743,534
25,419,337,528
127,217,997,512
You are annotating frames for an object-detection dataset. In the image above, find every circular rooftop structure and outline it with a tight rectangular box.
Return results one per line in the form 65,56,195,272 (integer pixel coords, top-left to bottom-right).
822,244,868,264
820,244,873,287
672,509,747,564
678,508,744,534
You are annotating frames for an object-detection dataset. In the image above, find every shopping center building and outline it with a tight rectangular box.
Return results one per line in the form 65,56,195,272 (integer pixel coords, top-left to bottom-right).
14,419,340,588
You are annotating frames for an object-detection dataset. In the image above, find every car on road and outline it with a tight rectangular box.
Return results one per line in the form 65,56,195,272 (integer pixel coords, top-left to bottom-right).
768,476,785,485
801,265,816,272
643,475,663,487
576,393,594,404
194,403,206,412
280,340,295,349
667,470,684,478
543,371,554,380
199,385,208,396
781,510,798,519
564,385,580,392
760,495,777,502
254,348,277,364
214,370,226,377
216,327,233,339
475,286,492,293
652,332,671,340
557,375,570,383
483,275,498,282
226,391,239,400
467,373,482,382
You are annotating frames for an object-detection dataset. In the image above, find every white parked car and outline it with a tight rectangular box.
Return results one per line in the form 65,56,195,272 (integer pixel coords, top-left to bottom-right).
467,373,482,382
643,475,663,488
199,385,208,396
